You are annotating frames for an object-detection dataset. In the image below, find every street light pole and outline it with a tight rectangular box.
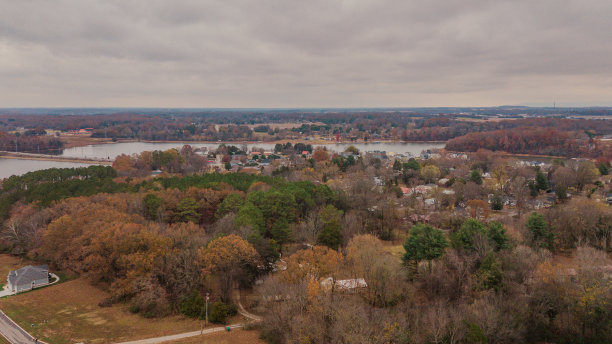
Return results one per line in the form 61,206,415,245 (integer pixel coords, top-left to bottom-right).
205,293,209,325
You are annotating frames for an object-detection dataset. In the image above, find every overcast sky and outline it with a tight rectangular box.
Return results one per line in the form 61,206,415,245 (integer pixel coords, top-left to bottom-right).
1,0,611,108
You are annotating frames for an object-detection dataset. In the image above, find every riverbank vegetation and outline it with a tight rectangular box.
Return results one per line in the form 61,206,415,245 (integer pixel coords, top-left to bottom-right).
3,110,612,160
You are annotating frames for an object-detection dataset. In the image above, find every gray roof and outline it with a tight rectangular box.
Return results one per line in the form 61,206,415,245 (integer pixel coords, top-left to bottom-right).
8,265,48,286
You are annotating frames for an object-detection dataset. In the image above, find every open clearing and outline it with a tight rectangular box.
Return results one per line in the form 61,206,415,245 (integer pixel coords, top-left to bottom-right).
0,254,261,344
0,254,32,281
0,276,208,344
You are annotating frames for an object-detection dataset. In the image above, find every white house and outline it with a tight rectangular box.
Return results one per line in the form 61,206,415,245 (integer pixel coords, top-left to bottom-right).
7,265,49,293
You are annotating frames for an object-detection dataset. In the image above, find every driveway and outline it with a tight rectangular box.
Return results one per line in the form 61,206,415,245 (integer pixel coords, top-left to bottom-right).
0,273,60,298
0,285,12,298
0,310,40,344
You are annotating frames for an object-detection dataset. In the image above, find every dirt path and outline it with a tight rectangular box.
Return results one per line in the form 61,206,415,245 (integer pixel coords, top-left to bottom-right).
233,289,262,322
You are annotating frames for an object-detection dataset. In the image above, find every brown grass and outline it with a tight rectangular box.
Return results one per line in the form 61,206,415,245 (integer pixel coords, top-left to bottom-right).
0,254,32,281
382,243,405,259
0,278,208,344
161,329,265,344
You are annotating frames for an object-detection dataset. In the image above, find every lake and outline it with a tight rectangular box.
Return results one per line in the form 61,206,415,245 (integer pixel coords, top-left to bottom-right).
0,159,94,179
60,141,445,160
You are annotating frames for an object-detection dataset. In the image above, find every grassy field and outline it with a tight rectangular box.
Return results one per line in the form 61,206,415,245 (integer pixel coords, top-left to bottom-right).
0,276,219,344
382,243,405,259
0,254,32,280
161,329,265,344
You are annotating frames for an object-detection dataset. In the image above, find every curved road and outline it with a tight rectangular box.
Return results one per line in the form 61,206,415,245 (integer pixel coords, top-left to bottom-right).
0,311,41,344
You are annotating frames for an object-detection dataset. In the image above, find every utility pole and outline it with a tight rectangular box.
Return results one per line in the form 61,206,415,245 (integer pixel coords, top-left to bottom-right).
205,292,209,325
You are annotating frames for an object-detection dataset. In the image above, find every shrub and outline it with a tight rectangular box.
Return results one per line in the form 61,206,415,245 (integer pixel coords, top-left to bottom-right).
209,301,238,324
490,194,503,211
179,290,205,319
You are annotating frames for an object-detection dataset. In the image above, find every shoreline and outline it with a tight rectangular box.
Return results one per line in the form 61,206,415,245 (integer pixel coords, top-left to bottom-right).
62,137,447,147
0,153,111,165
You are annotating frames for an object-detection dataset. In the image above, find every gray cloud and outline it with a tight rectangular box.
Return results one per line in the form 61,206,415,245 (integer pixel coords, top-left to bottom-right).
1,0,612,107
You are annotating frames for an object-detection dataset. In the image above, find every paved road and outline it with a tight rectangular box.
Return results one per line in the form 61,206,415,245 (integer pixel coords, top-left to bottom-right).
115,289,260,344
0,310,39,344
114,324,243,344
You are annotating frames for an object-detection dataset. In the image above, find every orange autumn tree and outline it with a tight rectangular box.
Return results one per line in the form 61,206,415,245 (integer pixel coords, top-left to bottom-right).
199,234,260,302
39,198,172,301
312,148,330,162
281,246,343,284
466,199,489,219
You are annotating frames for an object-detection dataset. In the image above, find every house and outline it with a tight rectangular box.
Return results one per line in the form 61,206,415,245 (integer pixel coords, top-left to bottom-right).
412,185,433,195
320,277,367,292
438,178,450,186
8,265,49,293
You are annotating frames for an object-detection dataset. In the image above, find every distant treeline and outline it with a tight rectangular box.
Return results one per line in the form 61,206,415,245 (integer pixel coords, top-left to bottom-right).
0,132,63,153
2,111,612,156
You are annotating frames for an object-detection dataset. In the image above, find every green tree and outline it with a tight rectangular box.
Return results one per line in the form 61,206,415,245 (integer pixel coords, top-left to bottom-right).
317,205,343,250
487,222,509,251
491,193,503,211
345,145,359,155
270,218,292,246
555,184,568,202
598,162,610,176
259,191,297,228
526,212,554,250
174,197,200,223
469,169,483,185
178,290,205,319
234,202,265,234
143,193,163,221
215,194,245,219
475,253,504,291
536,170,549,191
403,158,421,171
451,218,487,251
247,232,279,265
208,301,237,324
402,224,448,273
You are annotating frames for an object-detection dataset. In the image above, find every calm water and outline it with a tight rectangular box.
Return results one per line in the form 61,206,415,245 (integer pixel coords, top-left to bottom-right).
0,159,94,179
60,141,445,160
